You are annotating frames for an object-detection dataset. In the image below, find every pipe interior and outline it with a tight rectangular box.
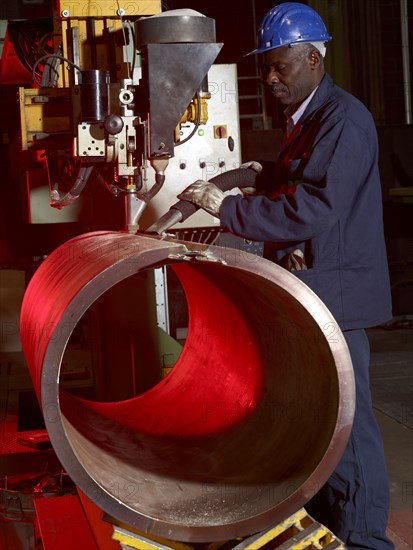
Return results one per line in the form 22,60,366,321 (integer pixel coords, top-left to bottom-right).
57,261,339,527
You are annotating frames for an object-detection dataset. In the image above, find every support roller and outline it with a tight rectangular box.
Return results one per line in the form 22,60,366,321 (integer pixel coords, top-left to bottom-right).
20,231,354,543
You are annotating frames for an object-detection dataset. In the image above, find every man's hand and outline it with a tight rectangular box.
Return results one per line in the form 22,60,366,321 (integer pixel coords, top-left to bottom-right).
240,160,263,173
177,180,225,218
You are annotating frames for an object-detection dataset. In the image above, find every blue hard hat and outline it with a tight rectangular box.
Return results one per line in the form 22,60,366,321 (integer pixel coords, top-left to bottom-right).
246,2,332,56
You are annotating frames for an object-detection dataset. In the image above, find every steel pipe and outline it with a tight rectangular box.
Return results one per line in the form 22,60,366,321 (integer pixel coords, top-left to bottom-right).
20,231,354,543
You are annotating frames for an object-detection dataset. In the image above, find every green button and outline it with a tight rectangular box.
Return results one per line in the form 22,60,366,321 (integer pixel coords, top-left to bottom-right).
198,129,205,136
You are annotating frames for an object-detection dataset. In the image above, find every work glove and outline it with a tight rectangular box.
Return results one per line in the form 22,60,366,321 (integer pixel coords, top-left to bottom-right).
280,249,308,271
177,180,225,218
240,160,263,173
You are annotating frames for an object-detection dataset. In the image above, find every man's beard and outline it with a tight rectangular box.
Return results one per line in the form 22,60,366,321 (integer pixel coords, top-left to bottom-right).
270,84,289,102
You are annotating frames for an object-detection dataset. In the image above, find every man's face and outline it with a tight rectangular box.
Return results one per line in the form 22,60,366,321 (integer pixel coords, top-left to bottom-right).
262,45,320,107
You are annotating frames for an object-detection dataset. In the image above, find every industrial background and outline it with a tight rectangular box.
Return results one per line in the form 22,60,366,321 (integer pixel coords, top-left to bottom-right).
0,0,412,549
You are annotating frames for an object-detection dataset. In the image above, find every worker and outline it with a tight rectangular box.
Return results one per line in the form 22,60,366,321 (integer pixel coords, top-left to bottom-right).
177,3,394,549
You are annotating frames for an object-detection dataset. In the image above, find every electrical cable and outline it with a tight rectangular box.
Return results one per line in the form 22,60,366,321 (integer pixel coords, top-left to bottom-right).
41,45,63,87
129,23,137,76
116,0,131,80
32,54,81,88
50,166,94,209
7,19,54,82
175,91,201,147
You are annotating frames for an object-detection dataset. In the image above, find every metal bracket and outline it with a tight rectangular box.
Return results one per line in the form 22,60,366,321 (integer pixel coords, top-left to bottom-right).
109,508,346,549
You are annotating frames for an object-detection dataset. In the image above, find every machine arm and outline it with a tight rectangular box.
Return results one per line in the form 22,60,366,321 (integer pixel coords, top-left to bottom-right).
146,167,258,234
17,4,222,232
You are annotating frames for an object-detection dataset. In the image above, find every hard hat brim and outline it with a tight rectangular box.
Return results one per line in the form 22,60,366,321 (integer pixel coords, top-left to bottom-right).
244,36,332,57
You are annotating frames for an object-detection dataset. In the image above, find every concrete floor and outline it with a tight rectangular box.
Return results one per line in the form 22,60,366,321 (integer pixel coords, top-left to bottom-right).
368,323,413,549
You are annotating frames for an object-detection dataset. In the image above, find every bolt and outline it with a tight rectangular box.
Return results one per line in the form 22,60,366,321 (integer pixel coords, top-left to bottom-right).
61,9,70,17
117,8,125,16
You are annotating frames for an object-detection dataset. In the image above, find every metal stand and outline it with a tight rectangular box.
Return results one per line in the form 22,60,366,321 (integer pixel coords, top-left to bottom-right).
110,508,346,549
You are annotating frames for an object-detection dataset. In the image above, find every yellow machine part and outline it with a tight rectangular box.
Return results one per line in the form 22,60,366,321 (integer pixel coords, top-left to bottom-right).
109,508,346,550
58,1,161,18
179,95,211,126
54,1,162,86
19,87,71,150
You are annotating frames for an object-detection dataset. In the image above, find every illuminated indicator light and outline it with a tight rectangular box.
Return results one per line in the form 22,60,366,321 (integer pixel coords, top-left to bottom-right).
198,129,205,136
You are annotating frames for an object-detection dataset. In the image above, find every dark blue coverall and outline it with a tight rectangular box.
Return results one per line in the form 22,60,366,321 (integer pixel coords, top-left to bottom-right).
220,74,394,549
